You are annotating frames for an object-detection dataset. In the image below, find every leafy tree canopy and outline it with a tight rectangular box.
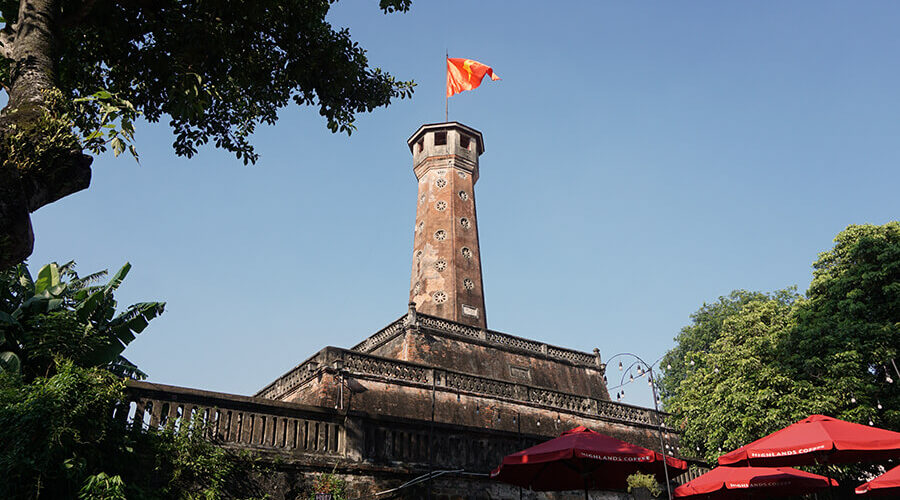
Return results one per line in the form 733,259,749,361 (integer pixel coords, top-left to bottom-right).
788,222,900,429
0,360,267,499
0,260,164,381
658,289,774,400
663,290,818,463
0,0,415,267
661,222,900,474
0,260,265,498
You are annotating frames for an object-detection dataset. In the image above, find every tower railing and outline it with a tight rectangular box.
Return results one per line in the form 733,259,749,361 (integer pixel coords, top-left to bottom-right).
348,312,602,369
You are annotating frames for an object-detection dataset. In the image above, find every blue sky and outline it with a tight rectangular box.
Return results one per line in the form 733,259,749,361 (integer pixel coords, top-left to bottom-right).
26,1,900,408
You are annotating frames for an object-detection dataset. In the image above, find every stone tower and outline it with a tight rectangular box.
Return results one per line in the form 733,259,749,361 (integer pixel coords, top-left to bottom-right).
407,122,487,328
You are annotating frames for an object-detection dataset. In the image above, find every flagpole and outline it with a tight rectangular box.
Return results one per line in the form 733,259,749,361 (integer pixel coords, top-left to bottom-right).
445,50,449,122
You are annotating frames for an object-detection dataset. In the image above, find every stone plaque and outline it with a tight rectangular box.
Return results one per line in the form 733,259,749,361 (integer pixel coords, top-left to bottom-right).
461,305,479,317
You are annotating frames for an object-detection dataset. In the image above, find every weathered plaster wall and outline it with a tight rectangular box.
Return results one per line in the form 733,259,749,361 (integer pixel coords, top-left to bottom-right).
282,371,667,453
368,331,609,401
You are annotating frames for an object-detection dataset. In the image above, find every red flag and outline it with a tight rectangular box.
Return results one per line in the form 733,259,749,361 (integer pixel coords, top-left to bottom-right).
447,58,500,97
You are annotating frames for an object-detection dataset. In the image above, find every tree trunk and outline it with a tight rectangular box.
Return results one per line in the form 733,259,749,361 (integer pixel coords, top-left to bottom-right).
0,0,92,269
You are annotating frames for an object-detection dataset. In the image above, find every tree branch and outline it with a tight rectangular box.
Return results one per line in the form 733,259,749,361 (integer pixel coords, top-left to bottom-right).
60,0,98,29
0,0,93,269
0,23,15,60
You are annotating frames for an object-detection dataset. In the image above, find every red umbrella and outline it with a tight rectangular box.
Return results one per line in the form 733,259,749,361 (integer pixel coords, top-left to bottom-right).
674,466,838,499
490,426,687,492
856,464,900,497
718,415,900,467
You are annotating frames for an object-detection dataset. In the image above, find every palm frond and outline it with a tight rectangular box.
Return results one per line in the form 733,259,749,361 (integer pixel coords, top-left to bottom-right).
104,263,131,295
106,355,147,380
108,302,166,343
69,270,109,291
58,260,78,279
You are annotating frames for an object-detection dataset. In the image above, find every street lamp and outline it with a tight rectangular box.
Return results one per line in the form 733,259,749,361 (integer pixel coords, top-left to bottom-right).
606,352,674,500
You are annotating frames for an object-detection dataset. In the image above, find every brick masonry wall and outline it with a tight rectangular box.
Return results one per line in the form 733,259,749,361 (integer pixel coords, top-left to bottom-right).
282,369,671,454
368,331,609,401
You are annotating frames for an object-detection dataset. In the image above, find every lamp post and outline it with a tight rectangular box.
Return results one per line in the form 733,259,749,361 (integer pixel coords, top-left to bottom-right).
606,352,673,500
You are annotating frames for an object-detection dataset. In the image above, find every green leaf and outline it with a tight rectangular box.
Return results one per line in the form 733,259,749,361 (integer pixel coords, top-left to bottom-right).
81,340,126,368
106,356,148,380
17,264,33,291
111,137,125,157
128,145,140,163
0,310,18,327
0,351,20,374
20,295,50,314
34,263,60,295
75,289,105,323
105,263,131,295
109,301,165,341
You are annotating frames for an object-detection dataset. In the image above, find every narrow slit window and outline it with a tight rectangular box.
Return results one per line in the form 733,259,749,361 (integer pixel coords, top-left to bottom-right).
434,131,447,146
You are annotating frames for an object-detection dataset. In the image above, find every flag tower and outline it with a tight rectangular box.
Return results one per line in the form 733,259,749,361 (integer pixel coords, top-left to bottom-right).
407,122,487,328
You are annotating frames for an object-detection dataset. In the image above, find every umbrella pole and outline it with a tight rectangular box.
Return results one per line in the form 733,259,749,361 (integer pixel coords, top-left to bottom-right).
827,470,836,500
817,456,836,500
584,487,588,500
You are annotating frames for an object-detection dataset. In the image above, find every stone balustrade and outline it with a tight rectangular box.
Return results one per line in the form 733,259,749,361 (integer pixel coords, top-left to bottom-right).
122,381,549,473
256,352,326,401
350,316,406,353
123,381,345,457
350,312,603,369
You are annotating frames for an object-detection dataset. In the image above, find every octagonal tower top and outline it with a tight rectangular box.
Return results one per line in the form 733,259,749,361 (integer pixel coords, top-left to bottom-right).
407,122,485,184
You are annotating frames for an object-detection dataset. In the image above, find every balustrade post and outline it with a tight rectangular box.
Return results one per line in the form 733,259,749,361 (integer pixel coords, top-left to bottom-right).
131,399,147,432
344,416,363,460
324,347,338,366
514,384,528,400
405,301,418,326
